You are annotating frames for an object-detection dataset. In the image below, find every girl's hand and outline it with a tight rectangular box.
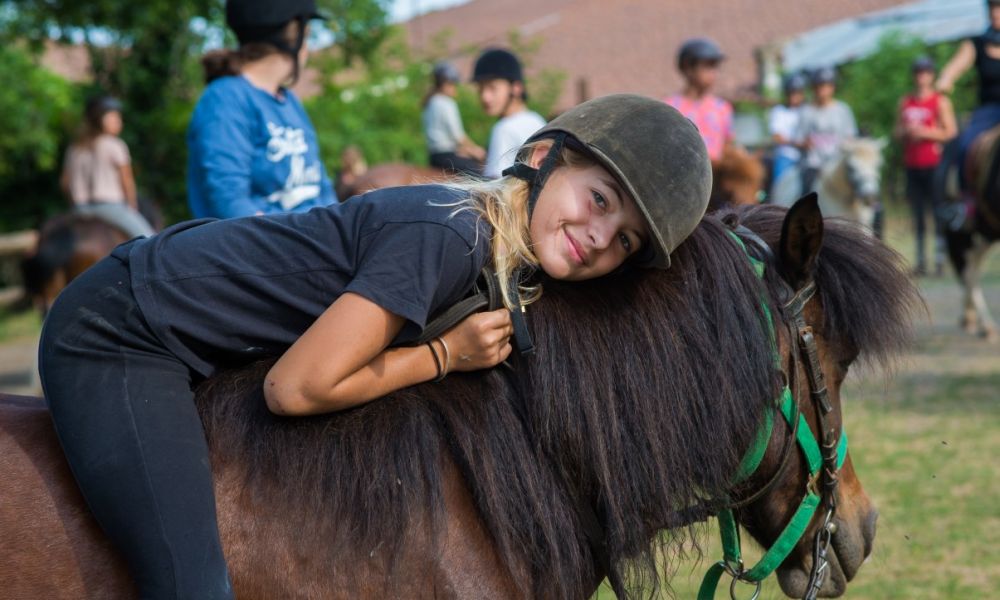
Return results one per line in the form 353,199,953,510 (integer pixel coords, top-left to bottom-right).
935,79,953,94
441,309,513,372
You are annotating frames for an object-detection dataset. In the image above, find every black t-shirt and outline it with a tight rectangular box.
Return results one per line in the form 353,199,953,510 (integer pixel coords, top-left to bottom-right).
974,35,1000,105
113,184,491,377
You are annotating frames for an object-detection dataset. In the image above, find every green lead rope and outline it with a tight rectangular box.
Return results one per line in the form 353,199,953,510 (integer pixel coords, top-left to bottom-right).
697,233,849,599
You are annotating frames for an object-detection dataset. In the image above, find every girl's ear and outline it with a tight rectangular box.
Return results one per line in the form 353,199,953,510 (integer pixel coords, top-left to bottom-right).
527,139,554,169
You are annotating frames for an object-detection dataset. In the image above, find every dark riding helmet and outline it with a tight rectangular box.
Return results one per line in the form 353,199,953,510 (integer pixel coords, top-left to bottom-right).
432,61,461,85
677,37,725,70
84,95,122,131
783,72,807,94
911,55,936,73
225,0,324,56
472,48,525,83
811,66,838,86
505,94,711,270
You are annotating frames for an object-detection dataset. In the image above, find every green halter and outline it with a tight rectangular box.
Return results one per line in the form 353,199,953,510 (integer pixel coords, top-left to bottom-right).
697,233,849,600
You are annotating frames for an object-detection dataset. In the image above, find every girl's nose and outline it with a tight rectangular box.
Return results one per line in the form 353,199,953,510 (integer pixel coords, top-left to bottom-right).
588,219,616,250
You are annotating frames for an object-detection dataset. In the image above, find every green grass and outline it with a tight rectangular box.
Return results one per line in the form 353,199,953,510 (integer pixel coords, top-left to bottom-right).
0,304,41,344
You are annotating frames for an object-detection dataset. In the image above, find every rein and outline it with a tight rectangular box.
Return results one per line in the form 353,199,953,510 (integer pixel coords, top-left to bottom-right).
697,229,848,600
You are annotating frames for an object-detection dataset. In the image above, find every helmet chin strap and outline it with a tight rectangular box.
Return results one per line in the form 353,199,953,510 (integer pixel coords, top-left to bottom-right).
497,132,568,357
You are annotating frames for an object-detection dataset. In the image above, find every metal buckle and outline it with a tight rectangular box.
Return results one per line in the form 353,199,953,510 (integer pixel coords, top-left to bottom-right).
729,575,762,600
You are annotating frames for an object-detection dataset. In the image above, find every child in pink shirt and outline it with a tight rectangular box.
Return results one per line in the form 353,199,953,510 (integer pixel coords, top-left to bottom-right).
664,38,734,162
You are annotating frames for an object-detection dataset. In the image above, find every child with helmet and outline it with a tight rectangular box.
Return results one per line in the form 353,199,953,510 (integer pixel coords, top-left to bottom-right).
422,60,485,175
795,66,858,193
39,93,711,598
895,56,957,276
937,0,1000,214
768,73,808,193
186,0,337,219
472,48,547,178
665,37,734,162
61,96,157,238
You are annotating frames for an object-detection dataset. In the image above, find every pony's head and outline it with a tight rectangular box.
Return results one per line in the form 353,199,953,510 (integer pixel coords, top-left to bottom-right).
711,145,766,209
715,196,917,598
839,138,885,206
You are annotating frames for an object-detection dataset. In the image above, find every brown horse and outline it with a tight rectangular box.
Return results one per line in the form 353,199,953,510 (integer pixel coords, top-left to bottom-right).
710,145,767,211
20,214,130,314
0,200,918,599
335,147,452,200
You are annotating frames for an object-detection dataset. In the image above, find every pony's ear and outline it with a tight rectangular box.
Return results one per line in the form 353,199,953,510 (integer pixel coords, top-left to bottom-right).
779,193,824,290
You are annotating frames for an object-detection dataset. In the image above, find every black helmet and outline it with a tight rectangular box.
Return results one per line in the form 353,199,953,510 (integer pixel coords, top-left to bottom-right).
226,0,323,55
472,48,525,83
911,55,936,73
432,61,461,85
811,66,837,86
505,94,711,269
84,95,122,129
677,37,725,69
783,72,807,93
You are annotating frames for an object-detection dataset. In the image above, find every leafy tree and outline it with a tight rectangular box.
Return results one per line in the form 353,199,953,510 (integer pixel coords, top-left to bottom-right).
0,44,78,231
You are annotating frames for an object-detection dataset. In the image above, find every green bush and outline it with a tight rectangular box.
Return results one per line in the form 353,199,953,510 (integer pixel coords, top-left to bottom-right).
0,45,79,231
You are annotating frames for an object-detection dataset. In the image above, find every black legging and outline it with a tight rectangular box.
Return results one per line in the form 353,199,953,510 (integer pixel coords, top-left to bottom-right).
38,255,233,599
906,167,945,270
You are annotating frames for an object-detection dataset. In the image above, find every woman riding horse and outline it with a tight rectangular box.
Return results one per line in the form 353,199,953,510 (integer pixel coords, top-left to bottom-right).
39,94,711,598
937,0,1000,215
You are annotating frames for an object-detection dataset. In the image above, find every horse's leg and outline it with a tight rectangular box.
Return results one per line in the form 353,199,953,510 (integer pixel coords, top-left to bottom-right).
964,234,998,341
0,395,134,599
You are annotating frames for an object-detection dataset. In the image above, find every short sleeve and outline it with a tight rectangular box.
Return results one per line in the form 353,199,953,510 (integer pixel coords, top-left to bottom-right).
100,137,131,167
345,220,482,337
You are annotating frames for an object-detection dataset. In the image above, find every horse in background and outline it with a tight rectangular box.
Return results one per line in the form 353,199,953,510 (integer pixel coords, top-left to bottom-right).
20,199,163,315
335,145,451,200
709,145,766,210
0,200,920,599
815,138,886,235
937,131,1000,342
770,138,886,238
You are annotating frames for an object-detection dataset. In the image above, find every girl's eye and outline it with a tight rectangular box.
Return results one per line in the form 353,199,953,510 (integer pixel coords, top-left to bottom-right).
592,190,607,209
618,232,632,252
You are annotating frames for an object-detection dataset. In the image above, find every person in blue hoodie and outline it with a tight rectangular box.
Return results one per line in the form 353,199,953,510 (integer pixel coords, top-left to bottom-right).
186,0,336,219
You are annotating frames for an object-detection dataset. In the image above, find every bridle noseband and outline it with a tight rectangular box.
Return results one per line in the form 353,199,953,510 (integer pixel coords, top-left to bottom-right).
697,228,848,600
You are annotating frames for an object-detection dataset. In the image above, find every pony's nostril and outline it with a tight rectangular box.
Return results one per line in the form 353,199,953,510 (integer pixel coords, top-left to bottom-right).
862,509,878,558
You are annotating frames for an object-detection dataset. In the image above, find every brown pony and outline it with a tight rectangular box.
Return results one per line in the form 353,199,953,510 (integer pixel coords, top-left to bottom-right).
20,214,130,314
335,146,452,200
710,145,767,210
0,201,919,599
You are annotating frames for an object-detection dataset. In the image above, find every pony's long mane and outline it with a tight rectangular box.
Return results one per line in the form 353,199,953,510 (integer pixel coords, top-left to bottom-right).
196,206,917,599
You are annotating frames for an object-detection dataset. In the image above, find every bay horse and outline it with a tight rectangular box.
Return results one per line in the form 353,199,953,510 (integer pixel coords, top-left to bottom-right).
937,131,1000,342
709,145,767,211
20,213,131,314
335,146,452,200
0,198,919,599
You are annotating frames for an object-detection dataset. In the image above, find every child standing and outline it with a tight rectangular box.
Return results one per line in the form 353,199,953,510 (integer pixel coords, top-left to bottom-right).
796,66,858,193
895,56,957,276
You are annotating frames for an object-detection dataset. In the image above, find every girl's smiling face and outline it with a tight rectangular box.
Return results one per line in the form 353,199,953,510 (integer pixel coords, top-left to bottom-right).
527,144,649,281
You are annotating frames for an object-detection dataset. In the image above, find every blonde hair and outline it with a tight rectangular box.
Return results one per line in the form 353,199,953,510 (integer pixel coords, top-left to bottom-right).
445,139,600,309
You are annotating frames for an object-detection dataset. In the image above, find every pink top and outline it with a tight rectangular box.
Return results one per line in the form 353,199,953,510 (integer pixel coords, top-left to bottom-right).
664,94,733,161
62,134,131,205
